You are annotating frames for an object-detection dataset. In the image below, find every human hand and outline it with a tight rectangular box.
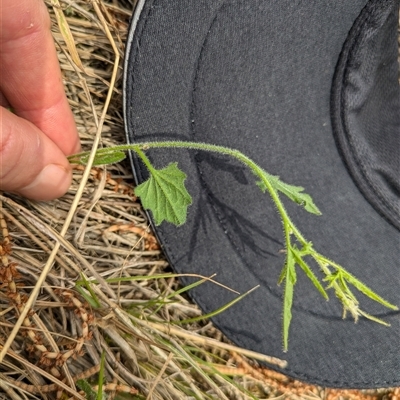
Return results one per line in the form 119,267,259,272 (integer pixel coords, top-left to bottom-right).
0,0,80,201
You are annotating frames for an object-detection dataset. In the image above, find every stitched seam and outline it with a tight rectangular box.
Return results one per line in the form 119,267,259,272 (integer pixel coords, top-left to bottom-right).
189,1,266,266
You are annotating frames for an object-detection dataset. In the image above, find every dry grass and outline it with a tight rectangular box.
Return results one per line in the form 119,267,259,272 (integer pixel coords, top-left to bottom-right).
0,1,398,399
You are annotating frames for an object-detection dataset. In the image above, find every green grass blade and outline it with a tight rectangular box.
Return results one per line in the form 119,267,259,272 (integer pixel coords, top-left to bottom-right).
176,286,259,325
152,276,214,315
75,273,101,308
96,351,106,400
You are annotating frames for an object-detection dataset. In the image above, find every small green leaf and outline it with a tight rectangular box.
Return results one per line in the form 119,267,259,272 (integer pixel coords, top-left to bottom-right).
358,309,391,326
299,241,314,256
256,180,268,192
277,262,288,285
339,269,399,311
93,150,126,166
134,162,192,226
282,249,297,351
274,180,321,215
79,150,126,166
258,174,321,215
293,250,328,300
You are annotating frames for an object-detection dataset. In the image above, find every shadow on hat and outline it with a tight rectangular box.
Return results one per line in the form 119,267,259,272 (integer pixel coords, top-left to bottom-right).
123,0,400,389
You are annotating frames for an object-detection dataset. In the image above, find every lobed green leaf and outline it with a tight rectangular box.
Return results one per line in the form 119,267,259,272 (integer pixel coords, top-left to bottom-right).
134,162,192,226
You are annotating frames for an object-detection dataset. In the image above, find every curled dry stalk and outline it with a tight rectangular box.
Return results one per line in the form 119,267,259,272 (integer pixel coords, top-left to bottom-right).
0,203,92,400
70,141,398,350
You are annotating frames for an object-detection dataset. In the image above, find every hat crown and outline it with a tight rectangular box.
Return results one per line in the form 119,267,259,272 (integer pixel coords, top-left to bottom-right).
331,0,400,229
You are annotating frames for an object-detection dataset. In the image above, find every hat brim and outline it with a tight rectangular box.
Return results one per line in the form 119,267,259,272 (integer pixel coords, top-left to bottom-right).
123,0,400,388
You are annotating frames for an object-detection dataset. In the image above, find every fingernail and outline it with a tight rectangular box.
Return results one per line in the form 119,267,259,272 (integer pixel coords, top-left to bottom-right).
19,164,71,201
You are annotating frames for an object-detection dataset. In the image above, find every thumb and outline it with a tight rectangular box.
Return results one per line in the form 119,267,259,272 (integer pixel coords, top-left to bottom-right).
0,107,73,201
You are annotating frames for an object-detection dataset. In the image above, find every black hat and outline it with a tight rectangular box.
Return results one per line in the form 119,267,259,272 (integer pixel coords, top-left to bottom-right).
123,0,400,388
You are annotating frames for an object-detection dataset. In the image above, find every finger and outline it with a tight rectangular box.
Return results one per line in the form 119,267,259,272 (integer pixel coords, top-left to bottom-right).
0,0,80,155
0,91,10,108
0,107,72,201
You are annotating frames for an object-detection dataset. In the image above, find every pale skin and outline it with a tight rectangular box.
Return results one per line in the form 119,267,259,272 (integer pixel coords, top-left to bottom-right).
0,0,80,200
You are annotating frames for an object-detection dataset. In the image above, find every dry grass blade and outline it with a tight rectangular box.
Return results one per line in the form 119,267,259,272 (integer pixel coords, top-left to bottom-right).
0,1,399,400
51,0,84,71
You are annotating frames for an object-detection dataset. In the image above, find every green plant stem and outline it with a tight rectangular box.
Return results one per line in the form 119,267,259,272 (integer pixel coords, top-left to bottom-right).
134,147,156,174
71,140,300,243
133,142,307,262
68,140,399,351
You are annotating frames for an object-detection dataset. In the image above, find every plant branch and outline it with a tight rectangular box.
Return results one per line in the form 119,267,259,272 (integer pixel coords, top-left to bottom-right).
68,141,398,351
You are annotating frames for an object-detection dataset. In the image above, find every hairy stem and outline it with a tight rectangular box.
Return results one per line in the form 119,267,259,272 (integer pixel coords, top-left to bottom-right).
68,140,399,350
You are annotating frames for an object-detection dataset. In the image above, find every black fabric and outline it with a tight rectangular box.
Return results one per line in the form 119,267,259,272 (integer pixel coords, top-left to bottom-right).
124,0,400,388
331,0,400,229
